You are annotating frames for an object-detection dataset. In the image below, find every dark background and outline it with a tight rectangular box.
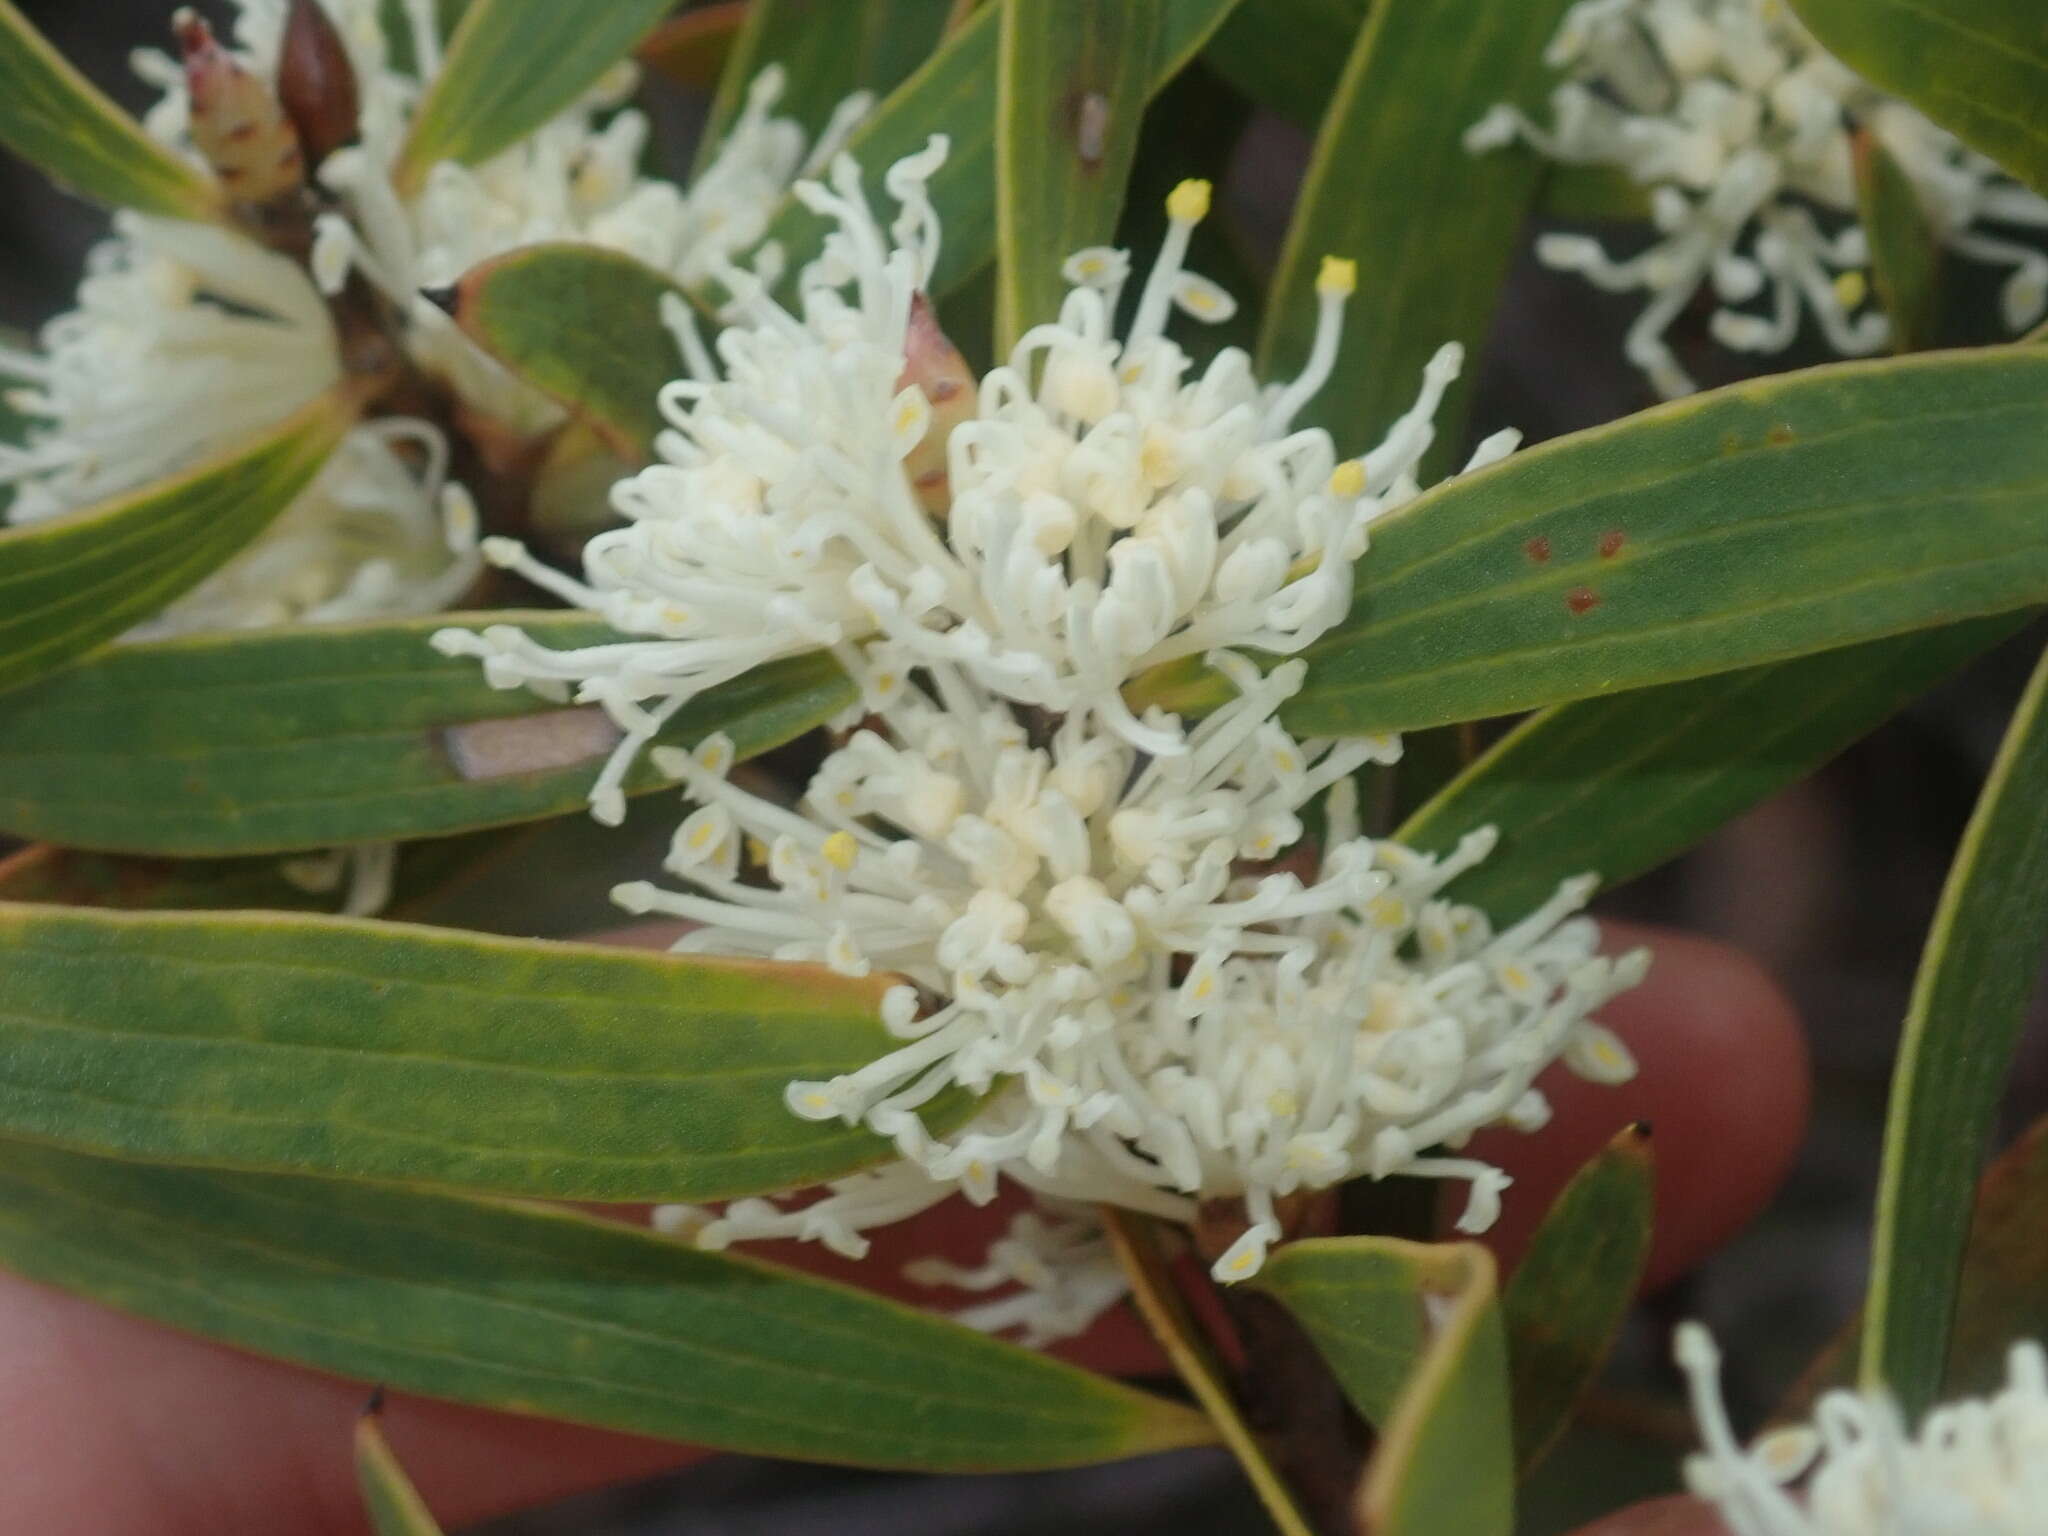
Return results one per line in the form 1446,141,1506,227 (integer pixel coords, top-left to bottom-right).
4,3,2046,1530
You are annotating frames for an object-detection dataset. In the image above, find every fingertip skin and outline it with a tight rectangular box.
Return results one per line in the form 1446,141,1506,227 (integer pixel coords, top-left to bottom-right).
1469,922,1810,1291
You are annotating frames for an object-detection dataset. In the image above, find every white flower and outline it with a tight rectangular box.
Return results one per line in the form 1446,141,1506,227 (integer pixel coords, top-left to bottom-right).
2,0,861,636
1675,1324,2048,1535
439,147,1519,823
484,142,1652,1305
1466,0,2048,397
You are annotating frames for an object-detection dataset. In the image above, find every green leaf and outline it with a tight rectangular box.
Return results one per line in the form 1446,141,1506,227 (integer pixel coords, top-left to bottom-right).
1256,1238,1512,1536
1100,1209,1317,1536
1537,162,1653,224
1789,0,2048,198
1198,0,1365,129
699,0,952,169
1502,1125,1654,1476
1943,1109,2048,1397
1862,640,2048,1417
393,0,674,193
1395,617,2024,922
0,0,221,218
1130,350,2048,734
356,1410,445,1536
1855,129,1943,354
747,0,1240,302
0,383,357,699
994,0,1161,353
446,244,690,461
1258,0,1579,476
0,615,851,856
0,1141,1213,1469
0,901,973,1201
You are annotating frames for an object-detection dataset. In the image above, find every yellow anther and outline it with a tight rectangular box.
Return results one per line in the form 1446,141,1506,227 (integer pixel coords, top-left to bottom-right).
1502,963,1531,992
1191,973,1216,1001
1327,460,1367,498
800,1090,832,1112
688,820,717,849
660,605,690,627
1076,254,1106,276
822,830,858,871
1365,895,1409,930
1317,255,1358,297
746,835,770,865
1166,178,1212,223
1593,1037,1626,1070
1832,269,1868,310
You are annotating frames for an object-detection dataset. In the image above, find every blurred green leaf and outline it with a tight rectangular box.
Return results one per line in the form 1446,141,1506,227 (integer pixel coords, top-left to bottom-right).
447,244,691,461
1131,351,2048,734
0,383,356,699
0,1141,1213,1469
748,0,1240,301
0,614,852,856
356,1410,444,1536
994,0,1160,352
0,0,222,218
1199,0,1365,127
700,0,952,167
1396,617,2024,922
1257,1238,1512,1536
393,0,673,193
1789,0,2048,198
638,2,745,91
1862,641,2048,1416
1854,130,1943,354
0,901,973,1201
1537,163,1653,224
1502,1125,1654,1476
1259,0,1577,477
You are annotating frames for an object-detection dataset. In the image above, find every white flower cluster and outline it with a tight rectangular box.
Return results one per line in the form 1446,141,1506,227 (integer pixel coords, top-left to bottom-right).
1677,1324,2048,1535
0,0,858,635
455,141,1649,1315
1466,0,2048,397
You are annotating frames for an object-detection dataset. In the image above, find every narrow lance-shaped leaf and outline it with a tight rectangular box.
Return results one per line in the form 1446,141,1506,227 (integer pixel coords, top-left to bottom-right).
1862,640,2048,1417
392,0,674,194
698,0,953,172
1855,129,1943,355
1254,1238,1513,1536
1130,350,2048,735
356,1409,445,1536
745,0,1241,303
1789,0,2048,199
0,0,222,218
1396,616,2025,923
1259,0,1580,476
444,244,693,461
1780,1108,2048,1416
1198,0,1365,129
1502,1125,1655,1475
994,0,1161,353
0,614,853,856
0,382,357,698
0,1142,1214,1470
0,901,974,1201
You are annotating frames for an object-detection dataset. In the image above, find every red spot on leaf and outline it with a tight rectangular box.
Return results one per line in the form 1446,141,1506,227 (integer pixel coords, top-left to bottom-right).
1599,529,1626,559
1566,587,1601,616
1524,536,1552,564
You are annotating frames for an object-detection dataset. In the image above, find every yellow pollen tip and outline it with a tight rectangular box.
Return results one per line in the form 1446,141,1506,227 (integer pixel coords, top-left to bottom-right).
1832,269,1868,310
1327,460,1367,498
1166,178,1212,223
822,831,858,871
1317,255,1358,297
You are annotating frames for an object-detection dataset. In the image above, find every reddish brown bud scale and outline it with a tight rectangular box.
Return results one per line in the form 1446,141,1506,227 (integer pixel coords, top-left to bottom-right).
1566,586,1601,615
895,293,979,516
277,0,361,168
175,7,305,204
